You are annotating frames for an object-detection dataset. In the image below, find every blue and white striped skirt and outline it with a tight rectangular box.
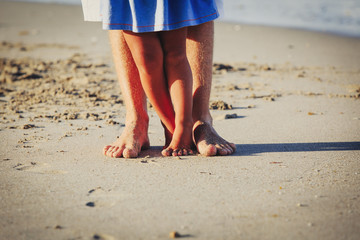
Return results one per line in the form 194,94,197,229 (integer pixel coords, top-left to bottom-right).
81,0,221,33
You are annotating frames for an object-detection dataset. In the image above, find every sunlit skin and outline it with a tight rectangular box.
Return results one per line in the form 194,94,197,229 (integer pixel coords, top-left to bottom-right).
122,27,194,156
103,30,150,158
186,22,236,156
103,22,236,158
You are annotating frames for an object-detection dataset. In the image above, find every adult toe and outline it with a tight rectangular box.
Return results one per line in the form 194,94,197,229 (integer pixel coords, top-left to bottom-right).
217,144,230,156
199,143,217,156
223,143,234,154
229,142,236,151
123,148,138,158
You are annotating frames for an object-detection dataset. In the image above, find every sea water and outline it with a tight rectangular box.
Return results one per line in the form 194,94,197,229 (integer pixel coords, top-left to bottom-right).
222,0,360,37
6,0,360,37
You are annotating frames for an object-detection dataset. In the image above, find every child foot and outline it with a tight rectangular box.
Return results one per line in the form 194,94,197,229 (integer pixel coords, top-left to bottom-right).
103,122,150,158
193,121,236,156
161,125,194,157
162,121,172,149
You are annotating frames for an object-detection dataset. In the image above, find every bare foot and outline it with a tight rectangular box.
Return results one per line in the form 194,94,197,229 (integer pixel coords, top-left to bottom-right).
161,125,194,157
103,122,150,158
193,121,236,156
162,121,172,150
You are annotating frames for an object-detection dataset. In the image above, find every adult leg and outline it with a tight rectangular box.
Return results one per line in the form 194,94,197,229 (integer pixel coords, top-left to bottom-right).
103,30,150,158
187,21,236,156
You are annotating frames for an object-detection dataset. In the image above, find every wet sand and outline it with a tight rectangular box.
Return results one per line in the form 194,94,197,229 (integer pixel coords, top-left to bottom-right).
0,1,360,240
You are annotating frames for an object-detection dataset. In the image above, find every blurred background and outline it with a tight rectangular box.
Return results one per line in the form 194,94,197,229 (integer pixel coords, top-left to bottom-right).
6,0,360,37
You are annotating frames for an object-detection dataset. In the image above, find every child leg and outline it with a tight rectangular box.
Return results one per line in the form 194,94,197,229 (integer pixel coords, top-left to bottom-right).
122,31,176,135
159,28,194,156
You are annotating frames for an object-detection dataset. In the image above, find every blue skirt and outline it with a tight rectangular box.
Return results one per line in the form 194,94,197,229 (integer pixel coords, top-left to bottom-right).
101,0,219,32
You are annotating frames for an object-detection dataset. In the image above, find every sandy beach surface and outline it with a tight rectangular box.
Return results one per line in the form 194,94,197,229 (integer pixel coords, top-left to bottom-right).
1,2,360,240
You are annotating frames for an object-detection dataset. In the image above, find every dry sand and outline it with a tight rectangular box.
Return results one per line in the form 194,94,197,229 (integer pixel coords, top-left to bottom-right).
1,1,360,240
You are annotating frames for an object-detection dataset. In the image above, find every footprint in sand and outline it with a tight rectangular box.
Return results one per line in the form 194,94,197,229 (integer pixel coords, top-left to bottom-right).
13,162,67,174
85,187,129,208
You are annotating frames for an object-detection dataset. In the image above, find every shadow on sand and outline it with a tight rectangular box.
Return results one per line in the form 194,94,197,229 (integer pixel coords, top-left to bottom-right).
138,142,360,158
234,141,360,156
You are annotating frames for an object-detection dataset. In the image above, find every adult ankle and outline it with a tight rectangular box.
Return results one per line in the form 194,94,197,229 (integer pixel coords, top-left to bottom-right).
125,111,149,126
193,112,212,126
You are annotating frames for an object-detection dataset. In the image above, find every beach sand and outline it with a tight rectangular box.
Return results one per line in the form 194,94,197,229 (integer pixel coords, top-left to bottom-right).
1,1,360,239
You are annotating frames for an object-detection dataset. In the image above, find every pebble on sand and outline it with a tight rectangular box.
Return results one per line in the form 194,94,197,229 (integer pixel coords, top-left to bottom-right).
209,100,233,110
22,124,35,129
86,202,95,207
225,113,238,119
169,231,181,238
93,233,116,240
54,225,64,229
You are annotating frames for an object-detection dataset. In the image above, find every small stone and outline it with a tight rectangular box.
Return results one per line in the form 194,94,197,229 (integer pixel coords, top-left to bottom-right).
261,64,272,71
297,72,306,78
86,202,95,207
22,124,35,129
225,113,238,119
209,100,233,110
93,234,101,240
54,225,64,229
92,233,116,240
263,97,275,102
227,84,240,91
68,113,78,120
106,119,119,125
169,231,181,238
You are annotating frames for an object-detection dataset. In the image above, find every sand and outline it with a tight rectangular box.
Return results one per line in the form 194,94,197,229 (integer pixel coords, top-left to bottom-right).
1,1,360,240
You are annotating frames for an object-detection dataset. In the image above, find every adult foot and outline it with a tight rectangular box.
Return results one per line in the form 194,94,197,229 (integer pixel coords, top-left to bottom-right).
103,121,150,158
161,125,194,157
193,121,236,156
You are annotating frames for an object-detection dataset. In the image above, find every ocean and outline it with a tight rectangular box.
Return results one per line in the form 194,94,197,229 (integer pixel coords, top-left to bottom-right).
7,0,360,37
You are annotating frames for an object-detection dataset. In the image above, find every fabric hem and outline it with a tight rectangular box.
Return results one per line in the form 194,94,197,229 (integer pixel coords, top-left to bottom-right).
103,12,219,32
